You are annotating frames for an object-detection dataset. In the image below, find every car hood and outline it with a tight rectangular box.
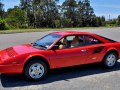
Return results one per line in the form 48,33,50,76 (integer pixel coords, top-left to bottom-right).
6,44,43,56
0,44,47,64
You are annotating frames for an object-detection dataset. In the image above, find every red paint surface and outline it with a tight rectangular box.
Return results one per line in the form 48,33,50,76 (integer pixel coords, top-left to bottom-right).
0,31,120,74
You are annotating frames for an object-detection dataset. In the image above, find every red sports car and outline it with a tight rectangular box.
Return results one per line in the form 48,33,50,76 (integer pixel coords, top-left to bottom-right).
0,31,120,81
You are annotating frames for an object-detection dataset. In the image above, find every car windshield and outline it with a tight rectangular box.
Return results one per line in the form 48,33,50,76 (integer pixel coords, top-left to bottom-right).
33,33,61,49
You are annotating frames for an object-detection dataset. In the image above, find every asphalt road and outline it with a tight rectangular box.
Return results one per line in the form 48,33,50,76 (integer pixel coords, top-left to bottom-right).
0,27,120,90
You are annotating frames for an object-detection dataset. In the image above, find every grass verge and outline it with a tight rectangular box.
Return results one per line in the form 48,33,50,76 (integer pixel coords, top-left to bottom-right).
0,26,117,34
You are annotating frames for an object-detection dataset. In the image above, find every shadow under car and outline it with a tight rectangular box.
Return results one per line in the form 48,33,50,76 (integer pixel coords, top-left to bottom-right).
1,62,120,88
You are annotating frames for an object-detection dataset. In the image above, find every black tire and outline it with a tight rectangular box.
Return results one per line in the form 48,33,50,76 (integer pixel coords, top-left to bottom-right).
24,60,48,81
102,52,118,68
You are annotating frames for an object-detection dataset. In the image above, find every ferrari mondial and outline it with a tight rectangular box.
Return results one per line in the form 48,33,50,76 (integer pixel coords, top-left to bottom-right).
0,31,120,81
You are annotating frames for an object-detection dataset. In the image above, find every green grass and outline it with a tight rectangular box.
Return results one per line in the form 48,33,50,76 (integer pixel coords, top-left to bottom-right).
0,26,117,34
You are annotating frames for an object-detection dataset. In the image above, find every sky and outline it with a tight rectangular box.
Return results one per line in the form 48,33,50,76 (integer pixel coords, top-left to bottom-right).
2,0,120,20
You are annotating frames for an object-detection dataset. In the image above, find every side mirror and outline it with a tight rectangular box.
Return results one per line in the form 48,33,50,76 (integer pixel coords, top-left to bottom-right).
52,45,59,50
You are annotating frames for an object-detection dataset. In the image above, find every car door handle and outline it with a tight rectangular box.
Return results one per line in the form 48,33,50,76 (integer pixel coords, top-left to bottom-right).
81,50,87,52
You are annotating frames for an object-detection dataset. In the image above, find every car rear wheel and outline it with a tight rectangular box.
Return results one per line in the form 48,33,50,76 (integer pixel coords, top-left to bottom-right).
103,52,117,68
24,60,48,81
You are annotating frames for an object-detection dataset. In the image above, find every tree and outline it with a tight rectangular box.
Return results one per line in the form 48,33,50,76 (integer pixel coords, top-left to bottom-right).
62,0,78,27
77,0,95,26
117,15,120,26
101,16,106,26
1,0,106,29
94,16,106,26
0,0,4,18
20,0,60,28
33,0,60,28
7,6,28,28
20,0,35,27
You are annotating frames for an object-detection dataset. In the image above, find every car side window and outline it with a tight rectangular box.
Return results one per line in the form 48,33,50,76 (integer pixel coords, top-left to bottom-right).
55,35,85,50
58,36,75,49
53,35,103,50
84,35,102,46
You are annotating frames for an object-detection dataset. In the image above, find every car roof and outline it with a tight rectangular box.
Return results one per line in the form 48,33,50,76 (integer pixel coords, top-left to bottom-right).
52,31,112,43
52,31,92,36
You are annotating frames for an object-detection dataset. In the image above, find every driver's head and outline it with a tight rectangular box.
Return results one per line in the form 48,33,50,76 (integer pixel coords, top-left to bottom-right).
73,36,79,43
62,37,68,45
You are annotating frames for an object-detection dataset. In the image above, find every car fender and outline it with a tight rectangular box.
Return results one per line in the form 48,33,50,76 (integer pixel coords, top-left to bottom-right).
24,53,50,66
106,47,118,52
106,47,119,57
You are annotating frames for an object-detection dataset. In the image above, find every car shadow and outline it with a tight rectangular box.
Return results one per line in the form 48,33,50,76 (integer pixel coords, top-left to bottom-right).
1,62,120,88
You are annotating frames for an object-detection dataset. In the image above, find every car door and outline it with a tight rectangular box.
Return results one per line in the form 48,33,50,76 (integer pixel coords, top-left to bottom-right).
49,35,88,68
83,35,106,64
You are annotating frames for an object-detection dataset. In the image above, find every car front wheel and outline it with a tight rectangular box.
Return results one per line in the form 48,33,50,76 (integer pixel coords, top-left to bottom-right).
24,60,48,81
103,52,117,68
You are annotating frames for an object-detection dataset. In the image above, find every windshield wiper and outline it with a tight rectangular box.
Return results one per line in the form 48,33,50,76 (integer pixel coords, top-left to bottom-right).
32,42,47,49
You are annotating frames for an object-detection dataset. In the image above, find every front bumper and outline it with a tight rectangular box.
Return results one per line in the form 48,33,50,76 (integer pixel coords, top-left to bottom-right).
0,64,23,74
0,49,23,74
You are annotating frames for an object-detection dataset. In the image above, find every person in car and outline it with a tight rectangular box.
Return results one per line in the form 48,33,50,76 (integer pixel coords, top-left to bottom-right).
59,37,69,49
71,36,80,48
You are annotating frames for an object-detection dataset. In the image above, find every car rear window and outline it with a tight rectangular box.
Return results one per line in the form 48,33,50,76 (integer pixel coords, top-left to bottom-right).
96,34,117,42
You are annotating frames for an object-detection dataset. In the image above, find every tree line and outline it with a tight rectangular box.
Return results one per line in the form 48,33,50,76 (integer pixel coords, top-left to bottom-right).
0,0,119,30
